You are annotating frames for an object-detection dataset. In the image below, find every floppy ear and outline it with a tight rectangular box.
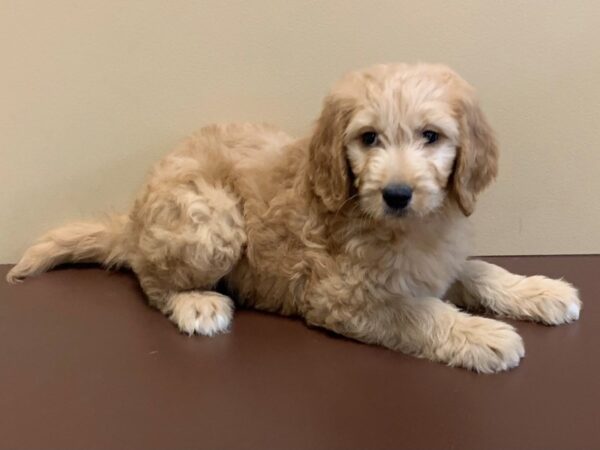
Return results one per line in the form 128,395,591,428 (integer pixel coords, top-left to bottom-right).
309,96,355,211
452,92,499,216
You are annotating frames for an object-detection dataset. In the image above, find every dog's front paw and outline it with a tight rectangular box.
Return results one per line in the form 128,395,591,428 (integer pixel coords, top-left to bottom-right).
167,291,233,336
442,316,525,373
512,276,581,325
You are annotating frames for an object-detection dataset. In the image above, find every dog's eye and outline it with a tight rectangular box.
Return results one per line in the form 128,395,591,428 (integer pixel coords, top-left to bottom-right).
422,130,439,145
360,131,379,147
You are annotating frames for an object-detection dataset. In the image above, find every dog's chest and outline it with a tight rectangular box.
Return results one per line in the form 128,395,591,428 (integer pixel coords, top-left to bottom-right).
342,222,471,298
385,244,461,297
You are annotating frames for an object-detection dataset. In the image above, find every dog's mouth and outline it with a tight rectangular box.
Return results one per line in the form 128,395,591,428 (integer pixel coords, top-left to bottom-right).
384,206,409,218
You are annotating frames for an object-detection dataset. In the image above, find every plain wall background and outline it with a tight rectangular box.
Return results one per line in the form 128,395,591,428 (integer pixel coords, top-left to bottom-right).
1,0,599,263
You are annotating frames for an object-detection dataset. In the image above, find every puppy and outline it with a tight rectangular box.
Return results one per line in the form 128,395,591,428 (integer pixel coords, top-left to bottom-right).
7,63,581,373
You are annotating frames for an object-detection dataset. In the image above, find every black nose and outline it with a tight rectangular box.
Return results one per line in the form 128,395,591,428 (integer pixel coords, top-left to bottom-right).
382,184,413,210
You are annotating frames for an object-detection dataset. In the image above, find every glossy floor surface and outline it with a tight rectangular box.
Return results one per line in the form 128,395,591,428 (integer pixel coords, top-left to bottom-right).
1,256,598,449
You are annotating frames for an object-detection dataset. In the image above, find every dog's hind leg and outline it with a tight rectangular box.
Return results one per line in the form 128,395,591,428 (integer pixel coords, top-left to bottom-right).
130,179,247,335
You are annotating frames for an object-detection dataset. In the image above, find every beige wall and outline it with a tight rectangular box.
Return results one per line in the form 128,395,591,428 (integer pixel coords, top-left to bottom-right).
1,0,599,262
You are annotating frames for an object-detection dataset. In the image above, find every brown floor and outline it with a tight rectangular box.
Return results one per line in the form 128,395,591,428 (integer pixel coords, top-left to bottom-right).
0,256,598,450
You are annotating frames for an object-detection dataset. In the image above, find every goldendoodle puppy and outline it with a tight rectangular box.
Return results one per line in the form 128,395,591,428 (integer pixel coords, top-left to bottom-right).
7,63,581,373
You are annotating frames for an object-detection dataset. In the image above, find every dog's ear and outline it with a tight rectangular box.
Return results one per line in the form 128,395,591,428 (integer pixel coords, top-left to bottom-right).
452,90,499,216
309,96,355,211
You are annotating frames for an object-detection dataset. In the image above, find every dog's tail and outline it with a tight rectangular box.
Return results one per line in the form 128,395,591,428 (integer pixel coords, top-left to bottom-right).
6,214,130,284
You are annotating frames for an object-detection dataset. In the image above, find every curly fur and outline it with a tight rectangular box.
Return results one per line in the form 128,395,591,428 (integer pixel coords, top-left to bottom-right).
7,63,581,373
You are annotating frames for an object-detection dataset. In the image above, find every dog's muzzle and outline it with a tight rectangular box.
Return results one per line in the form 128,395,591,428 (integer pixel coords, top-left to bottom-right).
382,184,413,212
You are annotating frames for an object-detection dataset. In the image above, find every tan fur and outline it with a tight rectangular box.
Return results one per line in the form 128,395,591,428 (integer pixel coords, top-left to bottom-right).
7,63,581,373
451,81,499,216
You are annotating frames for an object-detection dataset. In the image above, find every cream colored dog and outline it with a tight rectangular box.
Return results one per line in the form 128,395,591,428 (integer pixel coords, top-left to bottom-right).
7,63,581,373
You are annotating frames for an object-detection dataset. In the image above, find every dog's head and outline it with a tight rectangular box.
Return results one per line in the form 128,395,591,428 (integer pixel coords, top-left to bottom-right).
309,63,498,220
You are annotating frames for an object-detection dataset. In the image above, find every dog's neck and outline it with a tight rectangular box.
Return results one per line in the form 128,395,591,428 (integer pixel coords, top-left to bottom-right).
322,199,466,253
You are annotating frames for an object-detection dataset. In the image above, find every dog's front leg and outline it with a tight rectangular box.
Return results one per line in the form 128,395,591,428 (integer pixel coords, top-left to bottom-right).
304,285,524,373
447,260,581,325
